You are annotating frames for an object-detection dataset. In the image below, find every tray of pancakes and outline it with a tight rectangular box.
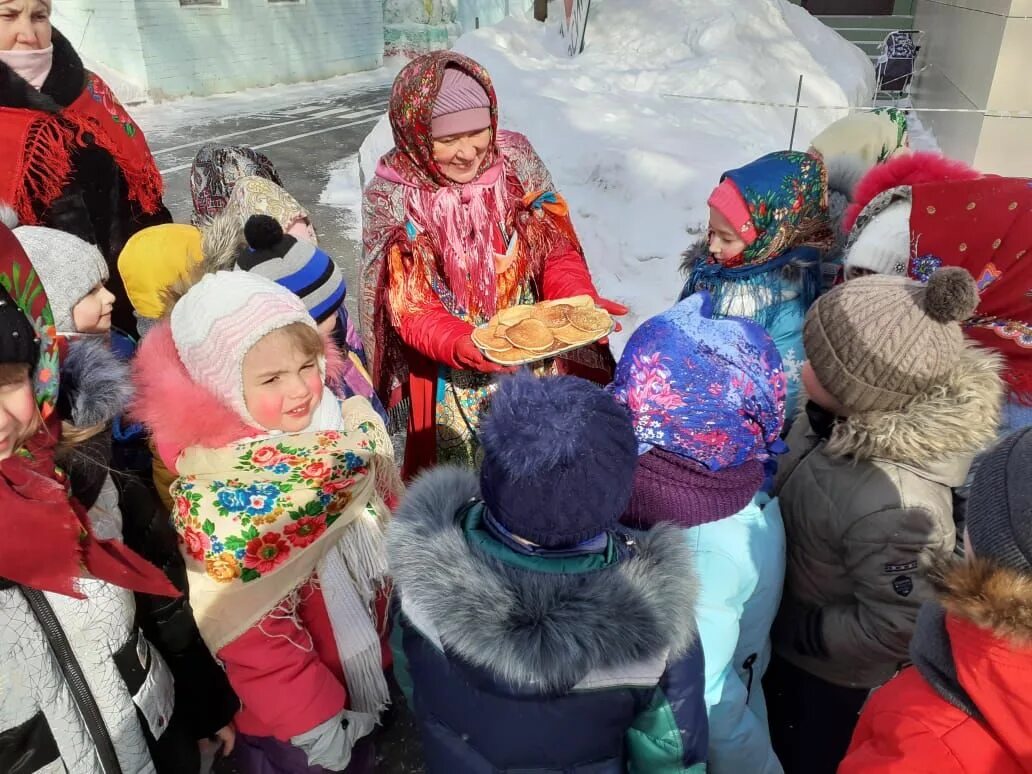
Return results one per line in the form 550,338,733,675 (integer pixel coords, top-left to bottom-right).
472,295,614,365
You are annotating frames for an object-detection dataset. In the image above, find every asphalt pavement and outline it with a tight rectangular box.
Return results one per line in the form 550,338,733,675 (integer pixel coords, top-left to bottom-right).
145,82,391,319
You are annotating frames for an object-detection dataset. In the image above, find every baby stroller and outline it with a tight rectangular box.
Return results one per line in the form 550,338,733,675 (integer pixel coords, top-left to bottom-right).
875,29,924,105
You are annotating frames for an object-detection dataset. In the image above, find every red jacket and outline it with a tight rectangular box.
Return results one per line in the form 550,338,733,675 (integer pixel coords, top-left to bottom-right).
840,559,1032,773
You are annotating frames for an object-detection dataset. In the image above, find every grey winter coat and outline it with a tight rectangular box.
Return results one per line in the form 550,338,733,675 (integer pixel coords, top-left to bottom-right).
772,344,1003,689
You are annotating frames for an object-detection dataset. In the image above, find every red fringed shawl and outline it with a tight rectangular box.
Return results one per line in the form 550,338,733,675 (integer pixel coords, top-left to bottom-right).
0,72,164,225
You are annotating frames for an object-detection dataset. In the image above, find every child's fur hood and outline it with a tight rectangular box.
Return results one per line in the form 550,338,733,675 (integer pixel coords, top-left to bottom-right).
823,344,1004,464
843,151,980,233
131,319,347,471
388,466,699,693
59,336,131,428
933,556,1032,645
201,208,246,275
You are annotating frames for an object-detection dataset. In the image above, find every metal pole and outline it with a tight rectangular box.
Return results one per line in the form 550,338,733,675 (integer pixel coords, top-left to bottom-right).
789,74,803,151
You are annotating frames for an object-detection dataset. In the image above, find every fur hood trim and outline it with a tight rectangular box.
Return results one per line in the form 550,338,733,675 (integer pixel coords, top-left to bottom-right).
843,152,979,233
131,319,348,471
933,556,1032,645
680,236,710,277
60,336,131,428
824,343,1004,464
201,209,246,275
388,466,699,693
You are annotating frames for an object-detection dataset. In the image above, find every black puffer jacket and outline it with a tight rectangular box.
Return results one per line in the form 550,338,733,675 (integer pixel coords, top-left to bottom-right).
0,29,172,335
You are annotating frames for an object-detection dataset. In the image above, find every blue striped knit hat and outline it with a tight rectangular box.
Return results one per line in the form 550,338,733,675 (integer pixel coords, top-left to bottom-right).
238,215,345,323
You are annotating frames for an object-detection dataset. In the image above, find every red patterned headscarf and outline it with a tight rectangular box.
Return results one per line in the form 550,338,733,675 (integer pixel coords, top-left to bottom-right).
381,51,500,189
909,177,1032,403
0,224,178,598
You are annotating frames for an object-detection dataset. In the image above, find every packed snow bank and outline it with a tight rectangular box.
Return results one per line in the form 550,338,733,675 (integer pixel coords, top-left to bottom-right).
359,0,874,355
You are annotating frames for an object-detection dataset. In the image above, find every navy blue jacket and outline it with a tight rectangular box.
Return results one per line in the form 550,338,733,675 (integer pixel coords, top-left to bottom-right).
388,467,709,773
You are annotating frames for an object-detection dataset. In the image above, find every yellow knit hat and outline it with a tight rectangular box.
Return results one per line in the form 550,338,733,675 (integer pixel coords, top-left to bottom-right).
117,224,203,319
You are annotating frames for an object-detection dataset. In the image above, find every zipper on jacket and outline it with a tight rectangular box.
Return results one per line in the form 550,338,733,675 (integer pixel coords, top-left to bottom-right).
743,653,758,702
20,586,123,774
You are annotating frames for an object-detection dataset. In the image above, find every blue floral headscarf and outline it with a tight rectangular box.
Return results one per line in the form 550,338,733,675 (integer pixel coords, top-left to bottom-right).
610,293,788,471
684,151,832,328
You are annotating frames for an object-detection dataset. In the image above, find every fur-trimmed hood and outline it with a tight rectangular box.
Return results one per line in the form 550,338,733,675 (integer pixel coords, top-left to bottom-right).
823,343,1004,467
388,466,699,693
58,335,131,428
201,208,246,275
843,152,980,234
934,557,1032,645
130,319,347,471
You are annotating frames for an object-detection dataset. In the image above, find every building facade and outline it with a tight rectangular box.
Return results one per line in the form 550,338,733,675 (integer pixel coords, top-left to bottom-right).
793,0,1030,175
53,0,384,100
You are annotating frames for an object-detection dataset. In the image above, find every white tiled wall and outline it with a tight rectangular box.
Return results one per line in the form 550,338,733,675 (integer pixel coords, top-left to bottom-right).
57,0,384,100
913,0,1032,174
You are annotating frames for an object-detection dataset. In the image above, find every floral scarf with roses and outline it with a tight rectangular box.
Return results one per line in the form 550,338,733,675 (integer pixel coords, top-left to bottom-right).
170,396,395,656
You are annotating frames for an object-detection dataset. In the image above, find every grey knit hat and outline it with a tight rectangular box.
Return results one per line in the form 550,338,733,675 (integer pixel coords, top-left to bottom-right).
967,428,1032,574
236,215,345,324
13,226,108,333
804,267,979,413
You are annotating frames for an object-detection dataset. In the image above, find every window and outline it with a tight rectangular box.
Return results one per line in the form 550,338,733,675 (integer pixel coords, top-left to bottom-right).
180,0,222,6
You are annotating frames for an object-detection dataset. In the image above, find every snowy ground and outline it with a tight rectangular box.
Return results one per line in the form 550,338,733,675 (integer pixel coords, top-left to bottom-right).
358,0,877,356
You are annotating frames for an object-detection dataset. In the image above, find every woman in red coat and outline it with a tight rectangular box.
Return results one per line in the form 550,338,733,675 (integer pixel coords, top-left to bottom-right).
839,427,1032,774
361,51,624,478
0,1,171,336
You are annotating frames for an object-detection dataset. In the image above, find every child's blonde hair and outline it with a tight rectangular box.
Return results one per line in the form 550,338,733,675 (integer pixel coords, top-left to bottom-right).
279,321,325,360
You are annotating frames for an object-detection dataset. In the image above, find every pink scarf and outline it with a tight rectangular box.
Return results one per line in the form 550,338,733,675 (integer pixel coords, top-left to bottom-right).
376,158,511,318
0,45,53,90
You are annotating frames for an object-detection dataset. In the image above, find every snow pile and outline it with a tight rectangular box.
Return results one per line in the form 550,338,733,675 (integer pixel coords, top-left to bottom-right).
320,155,366,242
359,0,874,354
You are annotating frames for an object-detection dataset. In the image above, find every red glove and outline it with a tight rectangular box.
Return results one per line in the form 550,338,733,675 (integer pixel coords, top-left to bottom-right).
454,336,516,374
595,297,628,342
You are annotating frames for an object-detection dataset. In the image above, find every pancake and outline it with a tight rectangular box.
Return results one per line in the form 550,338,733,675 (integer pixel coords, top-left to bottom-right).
488,347,541,364
567,306,612,333
532,303,573,327
496,305,534,326
504,318,554,351
552,323,595,346
472,325,513,353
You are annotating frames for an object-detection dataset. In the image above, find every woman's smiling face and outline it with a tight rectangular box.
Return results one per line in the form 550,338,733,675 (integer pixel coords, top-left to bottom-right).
432,127,493,184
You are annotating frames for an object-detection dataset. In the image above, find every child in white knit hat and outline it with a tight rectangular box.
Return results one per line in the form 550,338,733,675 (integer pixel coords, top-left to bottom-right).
132,271,399,774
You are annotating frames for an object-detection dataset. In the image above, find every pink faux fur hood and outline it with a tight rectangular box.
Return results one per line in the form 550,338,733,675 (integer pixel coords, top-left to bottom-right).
843,151,981,232
131,320,348,473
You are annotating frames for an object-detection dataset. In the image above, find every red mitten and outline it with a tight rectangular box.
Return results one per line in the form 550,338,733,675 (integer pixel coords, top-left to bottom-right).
453,336,516,374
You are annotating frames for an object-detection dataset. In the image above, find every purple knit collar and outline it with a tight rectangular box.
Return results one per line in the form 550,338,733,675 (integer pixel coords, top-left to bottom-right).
623,448,763,530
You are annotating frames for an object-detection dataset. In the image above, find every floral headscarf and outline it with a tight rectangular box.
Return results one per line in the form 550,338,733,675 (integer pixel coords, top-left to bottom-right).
685,151,832,327
0,226,58,416
381,51,500,189
610,292,787,471
190,143,283,226
722,151,832,266
224,175,311,235
0,223,177,598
